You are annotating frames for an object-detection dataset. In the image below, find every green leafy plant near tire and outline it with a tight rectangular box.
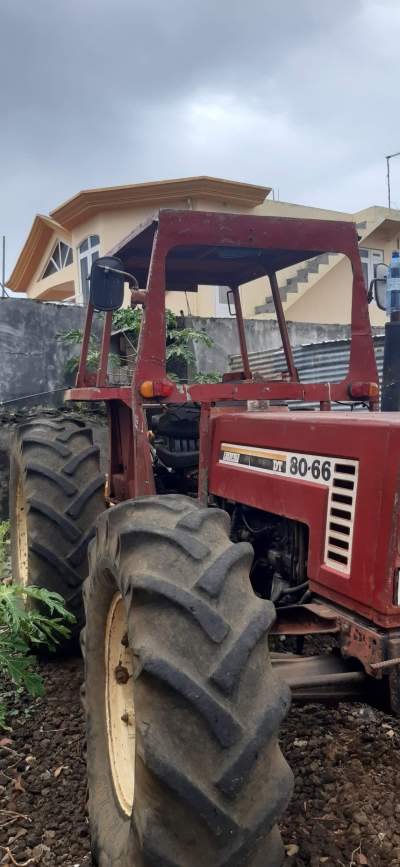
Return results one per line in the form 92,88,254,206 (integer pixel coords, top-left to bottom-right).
0,521,74,727
0,520,11,581
60,308,221,384
61,327,121,375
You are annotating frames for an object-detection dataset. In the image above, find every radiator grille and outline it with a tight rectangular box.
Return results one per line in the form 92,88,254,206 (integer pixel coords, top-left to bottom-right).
324,459,358,574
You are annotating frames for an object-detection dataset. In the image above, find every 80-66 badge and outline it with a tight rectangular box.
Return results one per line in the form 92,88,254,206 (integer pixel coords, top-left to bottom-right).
219,443,334,485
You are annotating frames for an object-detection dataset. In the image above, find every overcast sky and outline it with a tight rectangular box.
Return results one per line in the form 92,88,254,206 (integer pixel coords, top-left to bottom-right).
2,0,400,273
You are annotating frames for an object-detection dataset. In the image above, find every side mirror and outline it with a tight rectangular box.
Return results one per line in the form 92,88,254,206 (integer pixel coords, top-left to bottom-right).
227,288,236,316
368,262,388,312
89,256,125,311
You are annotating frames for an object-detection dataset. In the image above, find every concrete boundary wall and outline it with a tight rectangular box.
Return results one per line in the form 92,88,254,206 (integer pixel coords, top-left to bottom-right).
0,299,380,405
0,298,92,408
189,317,355,374
0,299,383,520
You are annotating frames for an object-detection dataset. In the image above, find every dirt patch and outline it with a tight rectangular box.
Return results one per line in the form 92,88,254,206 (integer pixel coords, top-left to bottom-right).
0,656,90,867
0,657,399,866
281,702,400,867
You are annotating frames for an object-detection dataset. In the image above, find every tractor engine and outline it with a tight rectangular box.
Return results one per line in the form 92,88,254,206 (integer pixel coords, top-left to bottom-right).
231,506,309,605
150,404,200,494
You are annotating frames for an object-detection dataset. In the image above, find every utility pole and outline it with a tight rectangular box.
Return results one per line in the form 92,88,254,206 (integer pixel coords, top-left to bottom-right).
386,151,400,208
381,246,400,410
381,316,400,410
1,236,5,297
381,153,400,408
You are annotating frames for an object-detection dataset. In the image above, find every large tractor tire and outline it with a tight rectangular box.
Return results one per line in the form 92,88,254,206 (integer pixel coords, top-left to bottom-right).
9,413,105,641
83,494,293,866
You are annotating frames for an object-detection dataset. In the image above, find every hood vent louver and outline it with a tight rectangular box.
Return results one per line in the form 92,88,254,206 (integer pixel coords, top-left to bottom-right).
324,460,358,574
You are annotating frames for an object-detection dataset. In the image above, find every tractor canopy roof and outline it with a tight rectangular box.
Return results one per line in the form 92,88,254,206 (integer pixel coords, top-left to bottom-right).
108,209,361,291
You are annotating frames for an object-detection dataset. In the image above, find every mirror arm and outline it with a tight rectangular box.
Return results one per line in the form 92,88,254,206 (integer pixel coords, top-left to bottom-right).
95,263,139,287
130,290,147,306
368,279,375,304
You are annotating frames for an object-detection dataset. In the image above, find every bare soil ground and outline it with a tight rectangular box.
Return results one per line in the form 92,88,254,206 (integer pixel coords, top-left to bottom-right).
0,656,399,867
0,657,89,867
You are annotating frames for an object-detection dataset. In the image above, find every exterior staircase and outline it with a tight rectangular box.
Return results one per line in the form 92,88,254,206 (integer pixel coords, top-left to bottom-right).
254,252,340,315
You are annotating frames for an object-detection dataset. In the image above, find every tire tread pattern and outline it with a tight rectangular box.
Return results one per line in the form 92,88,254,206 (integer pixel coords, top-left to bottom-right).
10,413,104,638
84,494,293,867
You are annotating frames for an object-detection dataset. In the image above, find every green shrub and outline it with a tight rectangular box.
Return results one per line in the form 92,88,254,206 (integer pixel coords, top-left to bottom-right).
0,522,74,727
59,308,221,383
60,327,120,375
0,520,10,581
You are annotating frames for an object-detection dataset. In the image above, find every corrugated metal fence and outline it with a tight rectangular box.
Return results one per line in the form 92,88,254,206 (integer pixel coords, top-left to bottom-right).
230,333,385,409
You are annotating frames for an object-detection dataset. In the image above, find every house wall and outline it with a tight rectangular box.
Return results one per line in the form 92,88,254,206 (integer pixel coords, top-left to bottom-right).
260,199,356,222
163,198,361,319
28,195,270,315
29,227,75,301
286,257,355,324
286,259,387,326
285,224,400,326
23,193,400,326
28,197,243,310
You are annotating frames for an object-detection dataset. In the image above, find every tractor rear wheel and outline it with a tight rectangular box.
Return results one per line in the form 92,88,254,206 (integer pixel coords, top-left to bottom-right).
9,413,105,641
83,494,293,866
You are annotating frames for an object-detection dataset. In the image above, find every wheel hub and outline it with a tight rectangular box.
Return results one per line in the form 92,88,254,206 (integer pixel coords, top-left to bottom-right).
105,593,135,815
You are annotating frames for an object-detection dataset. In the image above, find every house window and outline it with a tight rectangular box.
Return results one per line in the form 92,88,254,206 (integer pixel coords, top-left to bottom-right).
215,285,234,317
359,248,384,288
78,235,100,303
42,241,73,279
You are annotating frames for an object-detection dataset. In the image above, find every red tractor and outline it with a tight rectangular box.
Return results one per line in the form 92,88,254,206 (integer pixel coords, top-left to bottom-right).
10,209,400,866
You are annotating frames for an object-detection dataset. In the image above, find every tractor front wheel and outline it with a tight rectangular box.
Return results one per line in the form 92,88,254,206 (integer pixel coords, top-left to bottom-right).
83,494,293,866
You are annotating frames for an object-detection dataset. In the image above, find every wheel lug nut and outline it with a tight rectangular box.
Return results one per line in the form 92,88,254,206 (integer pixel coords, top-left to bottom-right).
121,632,129,648
121,712,134,726
115,664,130,684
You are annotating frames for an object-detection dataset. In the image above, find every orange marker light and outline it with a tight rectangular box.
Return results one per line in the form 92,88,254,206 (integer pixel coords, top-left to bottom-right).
139,381,155,398
139,379,174,399
348,381,379,400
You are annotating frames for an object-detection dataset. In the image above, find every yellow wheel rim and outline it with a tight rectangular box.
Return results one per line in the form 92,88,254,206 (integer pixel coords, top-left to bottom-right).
16,477,29,586
105,593,135,815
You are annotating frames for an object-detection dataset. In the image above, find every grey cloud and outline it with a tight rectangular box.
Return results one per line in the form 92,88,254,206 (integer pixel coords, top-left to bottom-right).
1,0,399,271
